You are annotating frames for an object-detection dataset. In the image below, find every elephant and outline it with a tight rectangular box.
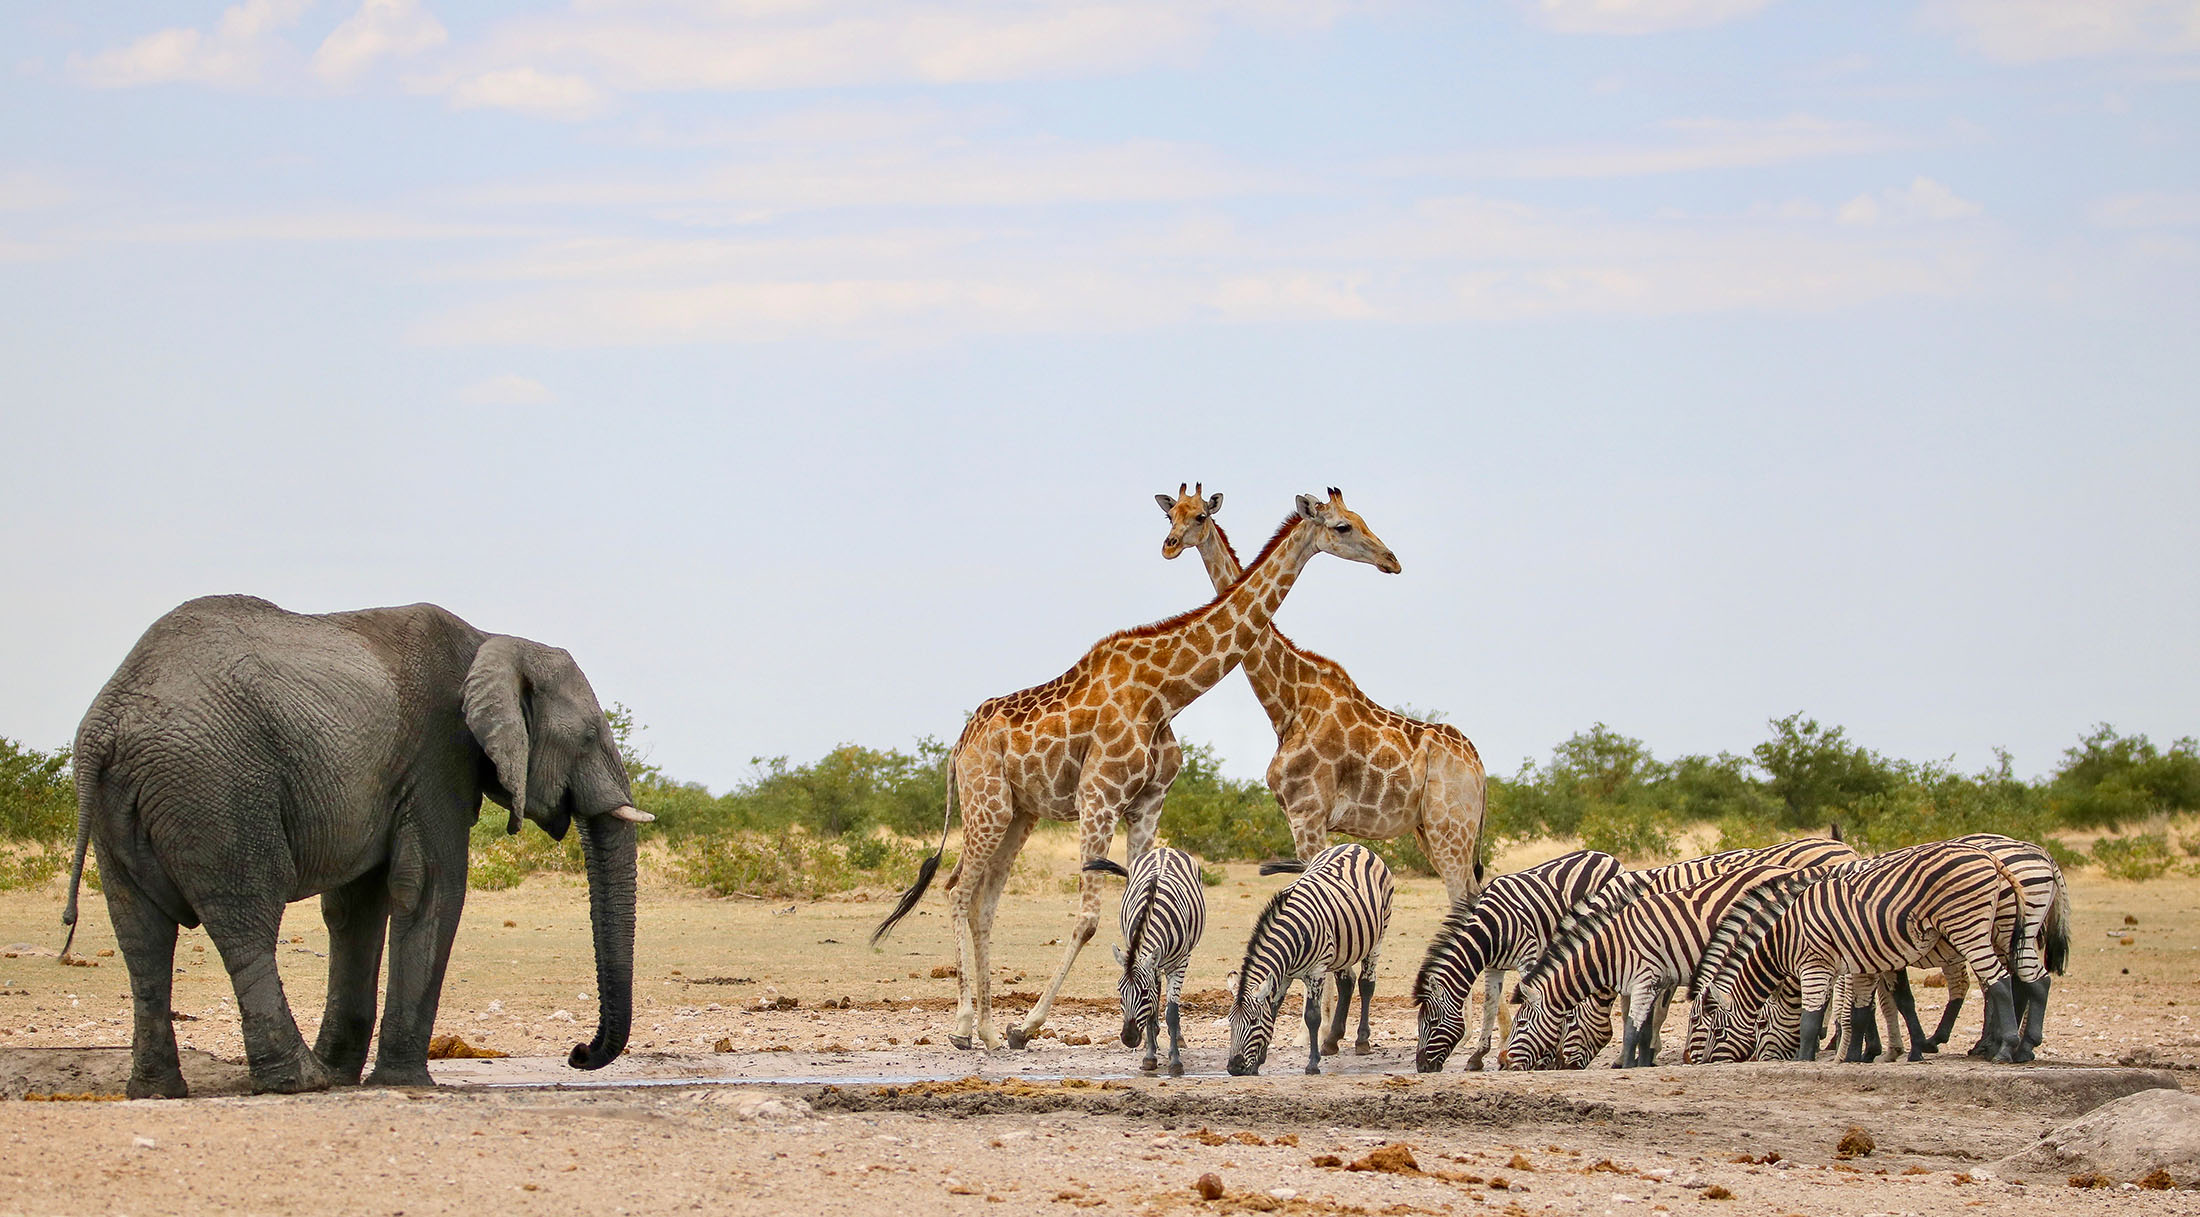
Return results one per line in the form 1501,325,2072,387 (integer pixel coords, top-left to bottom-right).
60,595,648,1098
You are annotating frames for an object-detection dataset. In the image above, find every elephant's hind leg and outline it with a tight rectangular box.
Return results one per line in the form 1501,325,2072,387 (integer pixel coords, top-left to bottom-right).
316,869,391,1085
200,897,332,1094
103,869,187,1099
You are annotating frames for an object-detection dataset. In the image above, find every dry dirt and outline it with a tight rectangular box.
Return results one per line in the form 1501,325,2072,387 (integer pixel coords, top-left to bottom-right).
3,835,2196,1215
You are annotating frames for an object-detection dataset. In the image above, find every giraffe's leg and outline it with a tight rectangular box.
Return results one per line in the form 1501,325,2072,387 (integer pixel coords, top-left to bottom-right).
968,809,1034,1052
1413,751,1484,906
1123,733,1178,863
1008,791,1115,1049
1464,970,1503,1072
1271,750,1335,862
945,776,1015,1051
1321,971,1350,1056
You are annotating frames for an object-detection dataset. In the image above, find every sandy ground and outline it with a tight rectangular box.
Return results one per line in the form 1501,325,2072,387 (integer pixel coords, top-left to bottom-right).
3,834,2196,1214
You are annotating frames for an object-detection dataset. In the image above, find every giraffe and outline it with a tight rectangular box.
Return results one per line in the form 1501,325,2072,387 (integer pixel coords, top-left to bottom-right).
873,490,1403,1051
1157,483,1487,905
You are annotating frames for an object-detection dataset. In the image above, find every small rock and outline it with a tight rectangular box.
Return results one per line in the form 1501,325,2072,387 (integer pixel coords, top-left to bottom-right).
548,1009,575,1022
1194,1173,1225,1200
1268,1188,1296,1200
133,1136,156,1150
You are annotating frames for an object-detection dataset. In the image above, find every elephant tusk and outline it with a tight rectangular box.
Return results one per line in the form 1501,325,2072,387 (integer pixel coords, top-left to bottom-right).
609,805,654,823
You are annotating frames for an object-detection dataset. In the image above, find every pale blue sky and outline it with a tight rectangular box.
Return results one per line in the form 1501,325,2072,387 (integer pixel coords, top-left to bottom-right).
3,1,2196,791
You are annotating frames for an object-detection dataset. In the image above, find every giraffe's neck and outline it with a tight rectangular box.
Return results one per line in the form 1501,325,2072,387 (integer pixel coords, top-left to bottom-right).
1193,523,1299,732
1149,515,1322,714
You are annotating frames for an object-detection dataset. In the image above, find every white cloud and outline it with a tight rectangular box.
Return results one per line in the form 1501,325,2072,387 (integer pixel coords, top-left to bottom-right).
0,172,72,212
70,0,312,89
1414,115,1896,179
1836,177,1983,226
449,67,607,119
1525,0,1776,36
313,0,449,83
1923,0,2200,64
2092,191,2200,228
457,374,556,405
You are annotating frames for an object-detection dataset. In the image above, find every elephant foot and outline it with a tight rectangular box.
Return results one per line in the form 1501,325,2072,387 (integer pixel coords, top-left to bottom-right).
1005,1027,1031,1051
2011,1043,2035,1064
948,1035,974,1051
127,1071,188,1101
259,1052,337,1095
1992,1045,2016,1064
362,1063,433,1089
1353,1040,1372,1056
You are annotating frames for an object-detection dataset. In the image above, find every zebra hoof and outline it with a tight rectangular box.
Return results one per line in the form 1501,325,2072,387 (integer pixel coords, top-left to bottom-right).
1353,1041,1372,1056
1304,1063,1321,1076
1005,1028,1030,1051
1168,1061,1184,1078
1139,1061,1158,1075
949,1035,974,1051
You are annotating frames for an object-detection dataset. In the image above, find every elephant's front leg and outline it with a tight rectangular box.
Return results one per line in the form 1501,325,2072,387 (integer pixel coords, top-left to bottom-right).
315,869,391,1085
366,821,467,1087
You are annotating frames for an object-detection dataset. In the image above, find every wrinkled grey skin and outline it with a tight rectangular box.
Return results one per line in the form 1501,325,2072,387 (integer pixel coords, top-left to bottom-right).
63,596,638,1098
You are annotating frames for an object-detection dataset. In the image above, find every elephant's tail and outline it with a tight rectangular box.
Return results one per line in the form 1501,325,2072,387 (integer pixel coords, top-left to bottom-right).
870,741,961,946
60,740,105,959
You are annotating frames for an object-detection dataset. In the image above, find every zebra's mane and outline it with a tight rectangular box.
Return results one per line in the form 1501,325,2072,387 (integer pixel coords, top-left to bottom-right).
1236,884,1298,1005
1120,866,1161,974
1412,887,1487,1007
1518,869,1649,989
1688,872,1814,1001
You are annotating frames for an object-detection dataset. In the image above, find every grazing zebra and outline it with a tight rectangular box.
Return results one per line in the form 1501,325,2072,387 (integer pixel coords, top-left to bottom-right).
1504,863,1814,1069
1226,844,1395,1076
1412,850,1624,1073
1701,834,2067,1064
1083,848,1208,1076
1519,835,1858,1068
1698,840,2037,1063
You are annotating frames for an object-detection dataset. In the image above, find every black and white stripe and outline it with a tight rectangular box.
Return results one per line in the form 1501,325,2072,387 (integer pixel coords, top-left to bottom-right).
1411,849,1623,1073
1505,862,1813,1070
1227,844,1395,1076
1699,840,2038,1064
1083,847,1208,1076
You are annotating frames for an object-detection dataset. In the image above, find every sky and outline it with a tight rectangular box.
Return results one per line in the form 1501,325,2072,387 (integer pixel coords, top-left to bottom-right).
2,0,2196,794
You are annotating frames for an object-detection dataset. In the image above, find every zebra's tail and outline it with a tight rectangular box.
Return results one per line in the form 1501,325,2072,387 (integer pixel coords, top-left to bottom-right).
1257,858,1309,876
2044,866,2072,975
870,741,961,946
1081,858,1130,878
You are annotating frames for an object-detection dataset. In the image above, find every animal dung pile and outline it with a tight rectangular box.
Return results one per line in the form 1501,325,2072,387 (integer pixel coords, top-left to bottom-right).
424,1035,508,1060
1344,1143,1421,1175
1834,1127,1875,1159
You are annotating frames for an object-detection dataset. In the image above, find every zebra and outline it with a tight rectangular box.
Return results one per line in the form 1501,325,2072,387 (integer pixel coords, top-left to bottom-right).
1699,834,2067,1064
1226,844,1394,1076
1697,840,2038,1063
1518,835,1858,1068
1503,863,1815,1070
1411,849,1623,1073
1083,848,1208,1076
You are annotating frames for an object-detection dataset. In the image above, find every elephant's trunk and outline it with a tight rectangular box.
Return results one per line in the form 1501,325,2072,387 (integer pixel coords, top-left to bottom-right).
568,812,637,1070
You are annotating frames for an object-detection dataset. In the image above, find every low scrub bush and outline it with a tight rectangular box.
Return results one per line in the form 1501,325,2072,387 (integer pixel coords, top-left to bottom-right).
0,739,73,843
669,829,927,899
2092,833,2176,882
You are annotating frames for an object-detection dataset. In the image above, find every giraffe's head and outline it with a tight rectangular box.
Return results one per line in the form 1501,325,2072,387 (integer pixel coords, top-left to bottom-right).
1154,482,1224,560
1295,487,1402,574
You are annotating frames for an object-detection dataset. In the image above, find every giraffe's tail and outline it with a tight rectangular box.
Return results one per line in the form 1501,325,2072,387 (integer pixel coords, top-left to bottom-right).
871,743,960,946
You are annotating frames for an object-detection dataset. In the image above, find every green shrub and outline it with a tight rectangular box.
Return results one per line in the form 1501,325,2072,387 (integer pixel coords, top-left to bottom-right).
0,847,69,892
2092,833,2176,882
1156,742,1294,861
467,816,587,891
2049,726,2200,829
1753,714,1901,830
0,738,74,843
1712,814,1784,853
1577,801,1681,862
669,829,925,899
1198,864,1225,887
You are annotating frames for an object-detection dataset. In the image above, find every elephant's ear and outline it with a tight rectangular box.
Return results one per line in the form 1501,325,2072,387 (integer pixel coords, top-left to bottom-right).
464,636,532,836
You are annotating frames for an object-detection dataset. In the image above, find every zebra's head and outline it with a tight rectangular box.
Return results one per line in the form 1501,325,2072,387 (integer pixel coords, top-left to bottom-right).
1556,992,1615,1069
1412,974,1467,1074
1501,982,1567,1070
1225,968,1287,1076
1111,943,1162,1048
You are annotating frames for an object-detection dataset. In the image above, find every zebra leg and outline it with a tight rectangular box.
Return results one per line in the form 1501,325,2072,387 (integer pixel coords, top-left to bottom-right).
1353,961,1377,1055
1139,1006,1160,1075
1889,972,1931,1063
1321,971,1350,1057
1983,978,2019,1063
1795,972,1832,1062
1643,987,1671,1067
2017,975,2048,1061
1875,975,1903,1061
1931,960,1969,1051
1303,978,1326,1075
1464,970,1502,1072
1164,967,1187,1077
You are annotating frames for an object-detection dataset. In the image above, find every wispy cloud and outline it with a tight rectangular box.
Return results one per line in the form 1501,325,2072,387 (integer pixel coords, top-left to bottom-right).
313,0,449,84
1524,0,1777,36
1388,116,1898,180
1923,0,2200,64
457,374,556,405
2092,191,2200,227
448,67,607,119
69,0,311,89
1836,177,1983,226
